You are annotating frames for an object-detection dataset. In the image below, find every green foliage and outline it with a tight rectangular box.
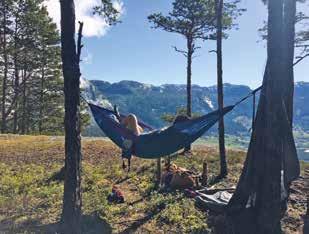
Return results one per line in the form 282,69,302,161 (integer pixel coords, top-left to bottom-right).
160,198,208,232
148,0,245,41
295,0,309,61
0,0,90,135
147,0,244,119
93,0,122,26
161,107,201,123
149,0,216,40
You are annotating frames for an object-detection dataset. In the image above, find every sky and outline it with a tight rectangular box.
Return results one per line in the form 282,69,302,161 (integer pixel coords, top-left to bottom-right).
44,0,309,89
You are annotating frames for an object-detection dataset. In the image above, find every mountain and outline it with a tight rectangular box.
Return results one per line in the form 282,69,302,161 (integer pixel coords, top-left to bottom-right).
294,82,309,132
82,79,309,136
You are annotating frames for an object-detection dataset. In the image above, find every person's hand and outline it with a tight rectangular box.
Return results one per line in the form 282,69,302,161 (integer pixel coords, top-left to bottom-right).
114,105,120,120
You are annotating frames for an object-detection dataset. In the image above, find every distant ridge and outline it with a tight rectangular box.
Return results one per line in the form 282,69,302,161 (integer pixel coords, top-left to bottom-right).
82,79,309,135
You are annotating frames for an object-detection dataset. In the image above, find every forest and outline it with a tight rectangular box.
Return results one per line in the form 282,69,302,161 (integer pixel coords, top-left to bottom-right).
0,0,309,233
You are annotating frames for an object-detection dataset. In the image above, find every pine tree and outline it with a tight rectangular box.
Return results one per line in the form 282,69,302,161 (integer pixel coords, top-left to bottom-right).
0,0,13,133
215,0,227,177
0,0,82,135
148,0,243,154
60,0,120,232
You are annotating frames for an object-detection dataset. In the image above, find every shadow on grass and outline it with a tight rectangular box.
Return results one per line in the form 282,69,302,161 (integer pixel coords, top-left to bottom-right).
114,164,154,185
46,166,65,183
118,203,166,234
0,213,112,234
81,213,112,234
206,208,258,234
118,192,184,233
0,215,58,234
208,173,227,186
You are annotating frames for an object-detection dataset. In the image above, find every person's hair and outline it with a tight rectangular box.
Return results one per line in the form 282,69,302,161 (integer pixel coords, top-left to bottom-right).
123,114,143,135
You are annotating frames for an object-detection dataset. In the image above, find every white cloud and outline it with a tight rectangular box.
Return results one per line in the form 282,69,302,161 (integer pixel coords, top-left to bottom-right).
82,50,93,64
43,0,124,37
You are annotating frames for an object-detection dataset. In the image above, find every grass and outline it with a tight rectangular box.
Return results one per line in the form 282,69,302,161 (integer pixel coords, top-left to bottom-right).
0,134,308,233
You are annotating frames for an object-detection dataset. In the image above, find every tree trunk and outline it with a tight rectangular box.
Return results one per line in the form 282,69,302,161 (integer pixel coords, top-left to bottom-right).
227,0,300,233
20,70,27,135
282,0,296,126
60,0,82,233
39,58,46,134
216,0,227,177
13,20,19,134
201,161,208,186
1,5,8,133
186,39,192,118
13,53,19,134
185,37,193,151
281,0,300,202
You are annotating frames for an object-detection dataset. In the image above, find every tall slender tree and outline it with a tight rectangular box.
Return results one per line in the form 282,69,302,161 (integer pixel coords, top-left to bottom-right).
59,0,82,232
215,0,227,176
60,0,120,232
148,0,217,121
0,0,13,133
148,0,243,152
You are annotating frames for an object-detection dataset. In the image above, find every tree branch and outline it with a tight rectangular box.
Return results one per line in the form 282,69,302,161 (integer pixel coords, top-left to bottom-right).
192,46,201,53
77,21,84,62
172,46,188,57
293,53,309,66
4,71,34,119
209,50,217,54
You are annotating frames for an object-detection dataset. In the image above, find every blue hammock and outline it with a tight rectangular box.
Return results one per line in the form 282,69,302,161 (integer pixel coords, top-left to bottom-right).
89,103,234,159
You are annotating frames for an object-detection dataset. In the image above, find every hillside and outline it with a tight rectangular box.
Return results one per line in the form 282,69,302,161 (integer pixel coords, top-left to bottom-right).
0,135,308,233
83,80,309,134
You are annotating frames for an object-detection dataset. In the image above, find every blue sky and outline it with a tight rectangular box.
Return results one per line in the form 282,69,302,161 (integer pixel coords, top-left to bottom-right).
46,0,309,89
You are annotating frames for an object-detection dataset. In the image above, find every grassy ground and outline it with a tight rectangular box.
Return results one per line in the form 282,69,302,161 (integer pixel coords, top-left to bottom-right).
0,134,308,233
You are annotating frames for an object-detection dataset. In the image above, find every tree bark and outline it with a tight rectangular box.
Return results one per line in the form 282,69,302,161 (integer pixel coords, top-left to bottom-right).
60,0,82,233
13,29,19,134
216,0,227,177
20,70,27,135
282,0,296,126
227,0,300,233
12,1,20,134
281,0,300,201
39,53,46,134
186,37,192,118
1,4,8,133
201,162,208,186
185,37,193,151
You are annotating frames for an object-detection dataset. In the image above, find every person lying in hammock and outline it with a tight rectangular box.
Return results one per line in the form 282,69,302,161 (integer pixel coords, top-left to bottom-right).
121,114,144,171
114,105,143,171
121,114,143,135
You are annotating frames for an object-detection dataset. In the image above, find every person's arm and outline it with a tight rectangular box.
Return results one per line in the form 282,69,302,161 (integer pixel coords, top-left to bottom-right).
138,126,143,134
